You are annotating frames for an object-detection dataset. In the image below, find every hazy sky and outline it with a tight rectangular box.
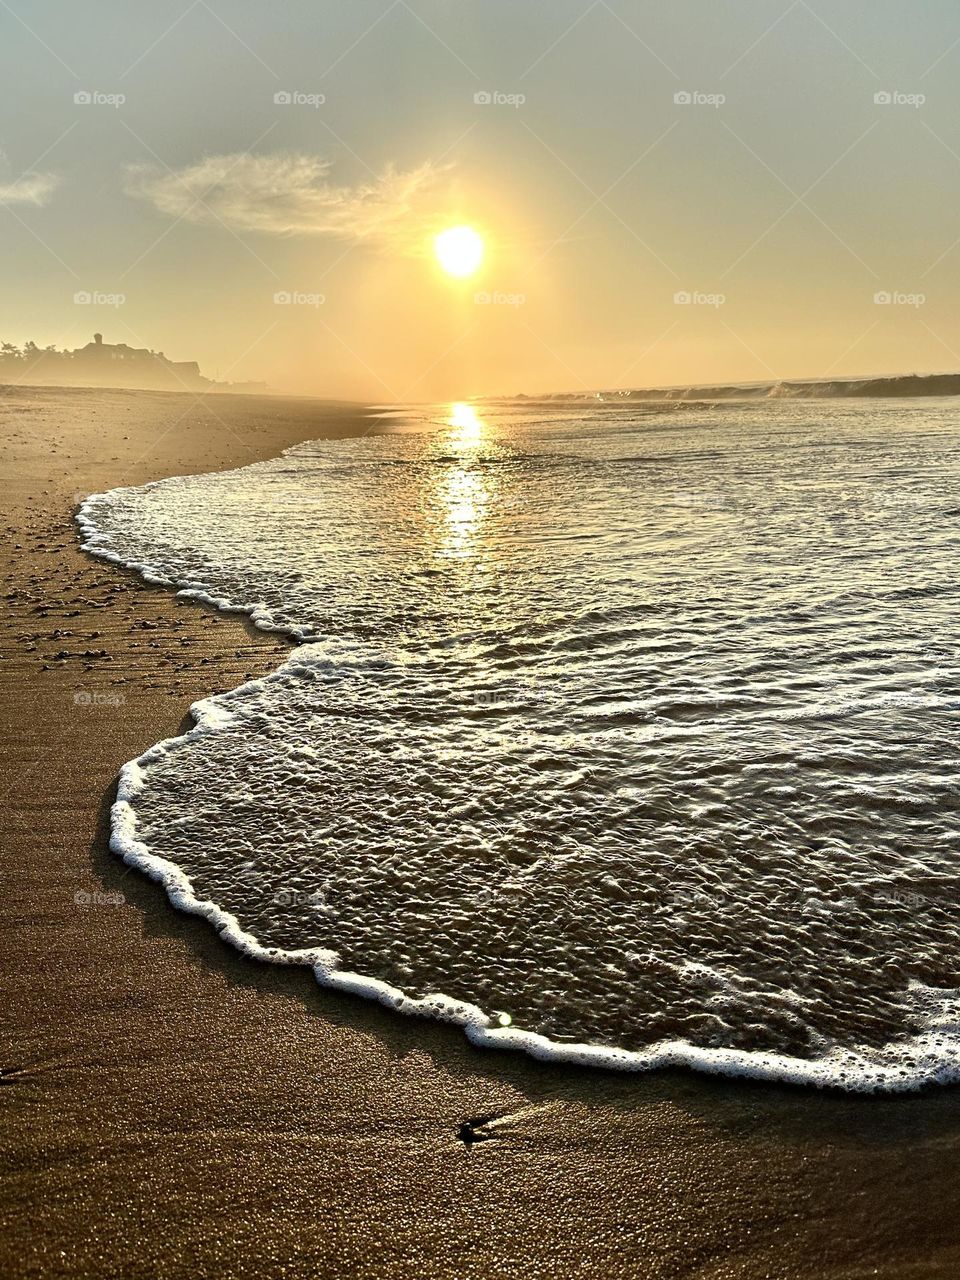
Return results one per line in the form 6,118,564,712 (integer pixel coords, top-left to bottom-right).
2,1,960,398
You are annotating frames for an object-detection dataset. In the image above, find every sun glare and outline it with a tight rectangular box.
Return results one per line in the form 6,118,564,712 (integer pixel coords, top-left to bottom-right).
434,226,484,278
449,401,484,442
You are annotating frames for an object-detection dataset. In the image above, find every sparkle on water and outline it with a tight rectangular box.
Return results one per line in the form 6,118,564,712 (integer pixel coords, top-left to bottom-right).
78,398,960,1090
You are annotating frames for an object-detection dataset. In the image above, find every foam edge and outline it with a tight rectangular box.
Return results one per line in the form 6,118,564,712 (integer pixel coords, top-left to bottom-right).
81,491,960,1095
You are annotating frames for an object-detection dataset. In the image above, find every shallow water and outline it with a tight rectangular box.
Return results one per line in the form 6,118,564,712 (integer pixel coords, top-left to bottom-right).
78,398,960,1089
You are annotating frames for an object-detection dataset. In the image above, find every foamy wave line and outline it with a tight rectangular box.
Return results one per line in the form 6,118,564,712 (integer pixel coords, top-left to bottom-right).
77,478,316,640
79,489,960,1093
109,692,960,1094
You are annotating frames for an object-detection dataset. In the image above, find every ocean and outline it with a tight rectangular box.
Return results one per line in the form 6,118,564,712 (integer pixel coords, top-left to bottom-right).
77,397,960,1090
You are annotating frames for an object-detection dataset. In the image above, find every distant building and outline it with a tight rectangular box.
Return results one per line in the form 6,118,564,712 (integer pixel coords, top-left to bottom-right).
0,334,267,394
72,335,203,386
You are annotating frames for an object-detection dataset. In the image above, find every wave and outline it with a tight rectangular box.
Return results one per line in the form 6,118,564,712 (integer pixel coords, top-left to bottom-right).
76,401,960,1093
519,373,960,403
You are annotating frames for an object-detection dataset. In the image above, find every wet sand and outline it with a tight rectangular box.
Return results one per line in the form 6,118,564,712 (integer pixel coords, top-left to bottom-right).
1,383,959,1280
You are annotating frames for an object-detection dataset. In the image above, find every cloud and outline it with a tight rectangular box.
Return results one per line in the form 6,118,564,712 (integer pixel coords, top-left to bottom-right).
0,171,60,206
125,152,446,250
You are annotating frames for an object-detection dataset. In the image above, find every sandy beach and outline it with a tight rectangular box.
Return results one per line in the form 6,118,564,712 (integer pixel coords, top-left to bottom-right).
2,383,960,1280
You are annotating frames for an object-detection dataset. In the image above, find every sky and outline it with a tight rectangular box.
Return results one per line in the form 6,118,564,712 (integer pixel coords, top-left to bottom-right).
2,0,960,399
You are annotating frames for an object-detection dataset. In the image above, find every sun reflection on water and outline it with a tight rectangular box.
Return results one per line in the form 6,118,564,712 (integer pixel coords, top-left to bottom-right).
435,402,493,561
449,400,485,445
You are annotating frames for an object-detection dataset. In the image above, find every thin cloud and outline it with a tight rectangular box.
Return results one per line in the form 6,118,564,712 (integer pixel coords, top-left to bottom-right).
0,171,60,206
125,152,447,250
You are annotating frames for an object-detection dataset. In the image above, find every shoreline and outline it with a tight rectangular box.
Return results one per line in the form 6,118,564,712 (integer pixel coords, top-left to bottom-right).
3,384,960,1278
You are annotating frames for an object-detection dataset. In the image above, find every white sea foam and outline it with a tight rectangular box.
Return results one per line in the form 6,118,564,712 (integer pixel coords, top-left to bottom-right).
79,399,960,1091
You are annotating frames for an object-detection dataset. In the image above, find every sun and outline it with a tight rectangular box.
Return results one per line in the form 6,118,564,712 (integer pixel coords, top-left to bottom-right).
434,226,484,278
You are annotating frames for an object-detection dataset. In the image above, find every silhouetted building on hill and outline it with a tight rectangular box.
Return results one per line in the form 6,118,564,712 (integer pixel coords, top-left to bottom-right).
70,333,204,387
0,335,266,394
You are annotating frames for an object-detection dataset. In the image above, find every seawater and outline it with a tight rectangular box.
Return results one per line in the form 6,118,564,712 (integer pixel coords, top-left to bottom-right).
77,398,960,1090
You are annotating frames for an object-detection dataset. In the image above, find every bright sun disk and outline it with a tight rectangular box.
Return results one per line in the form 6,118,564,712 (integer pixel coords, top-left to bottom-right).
434,226,484,278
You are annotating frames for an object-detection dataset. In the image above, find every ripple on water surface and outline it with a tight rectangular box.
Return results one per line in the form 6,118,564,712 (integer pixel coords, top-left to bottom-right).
79,399,960,1089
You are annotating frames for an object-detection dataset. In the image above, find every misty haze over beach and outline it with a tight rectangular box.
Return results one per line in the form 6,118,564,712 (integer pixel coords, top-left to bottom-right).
5,4,960,1279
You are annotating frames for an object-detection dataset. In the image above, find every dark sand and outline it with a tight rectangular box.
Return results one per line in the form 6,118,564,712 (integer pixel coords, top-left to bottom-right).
2,383,959,1279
